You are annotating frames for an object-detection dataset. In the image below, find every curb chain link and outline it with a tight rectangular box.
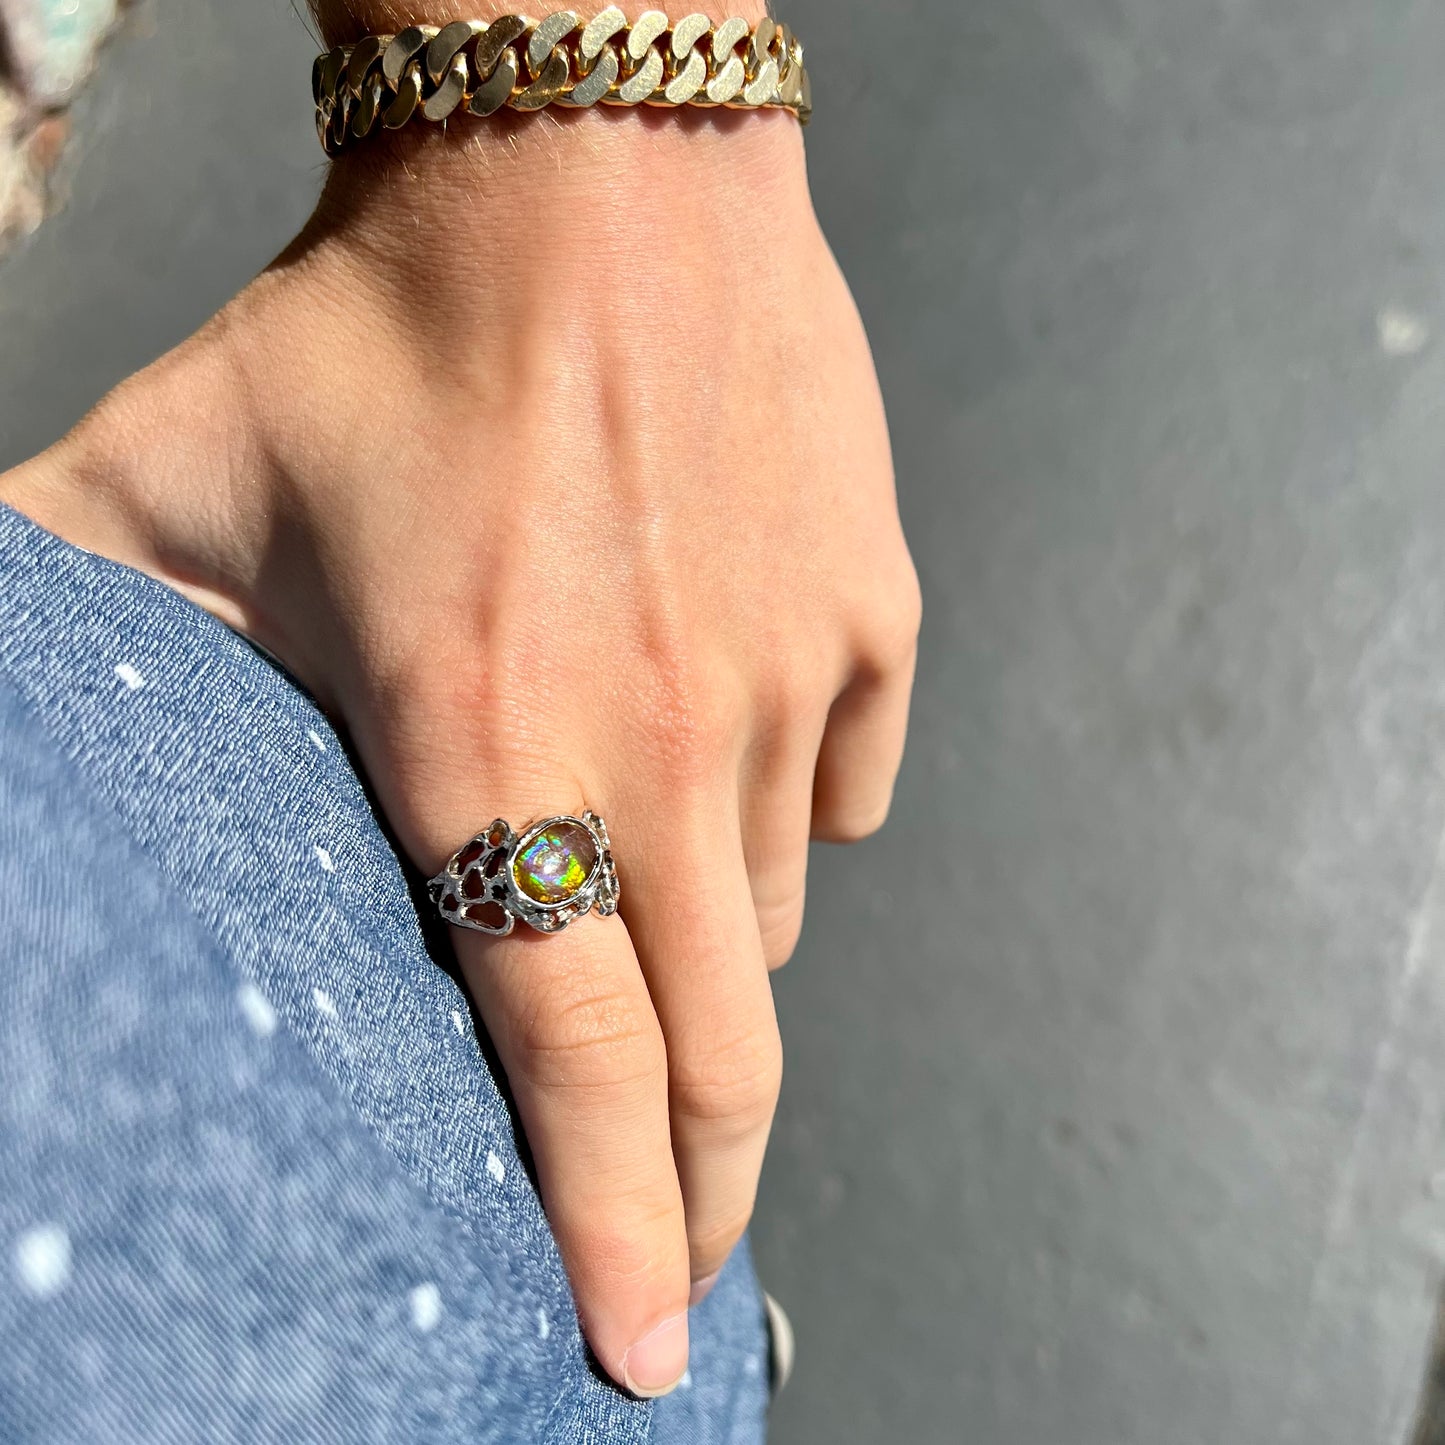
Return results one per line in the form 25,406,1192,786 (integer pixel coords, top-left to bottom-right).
313,7,810,153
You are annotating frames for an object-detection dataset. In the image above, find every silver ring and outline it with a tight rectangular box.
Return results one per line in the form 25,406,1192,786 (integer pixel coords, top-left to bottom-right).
427,810,620,937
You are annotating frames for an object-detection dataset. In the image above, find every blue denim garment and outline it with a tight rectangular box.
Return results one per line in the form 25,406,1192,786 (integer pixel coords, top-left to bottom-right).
0,504,770,1443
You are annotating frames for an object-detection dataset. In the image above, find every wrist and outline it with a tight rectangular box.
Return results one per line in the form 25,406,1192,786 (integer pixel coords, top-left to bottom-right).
302,86,811,310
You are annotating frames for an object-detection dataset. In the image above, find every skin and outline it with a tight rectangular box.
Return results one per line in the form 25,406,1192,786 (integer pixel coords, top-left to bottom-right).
0,0,920,1399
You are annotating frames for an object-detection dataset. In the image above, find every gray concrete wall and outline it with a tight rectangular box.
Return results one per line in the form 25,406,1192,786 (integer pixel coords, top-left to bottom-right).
6,3,1445,1442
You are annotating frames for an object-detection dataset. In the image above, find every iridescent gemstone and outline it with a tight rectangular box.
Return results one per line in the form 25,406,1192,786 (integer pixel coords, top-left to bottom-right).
512,821,598,906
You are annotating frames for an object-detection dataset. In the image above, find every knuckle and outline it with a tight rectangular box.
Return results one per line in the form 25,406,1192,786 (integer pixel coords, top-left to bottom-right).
817,788,895,844
891,556,925,636
688,1208,755,1271
862,562,924,670
752,878,807,968
514,978,666,1093
579,1206,691,1297
757,902,805,969
670,1025,783,1135
762,672,826,738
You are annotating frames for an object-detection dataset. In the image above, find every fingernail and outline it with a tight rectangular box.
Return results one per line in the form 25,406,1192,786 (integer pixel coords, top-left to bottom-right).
622,1311,689,1397
688,1271,720,1307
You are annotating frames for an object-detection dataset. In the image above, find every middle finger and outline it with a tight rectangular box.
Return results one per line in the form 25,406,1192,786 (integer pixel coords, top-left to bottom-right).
620,796,783,1303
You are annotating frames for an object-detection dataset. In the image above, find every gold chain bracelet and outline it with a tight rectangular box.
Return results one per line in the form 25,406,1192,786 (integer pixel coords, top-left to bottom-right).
312,8,811,154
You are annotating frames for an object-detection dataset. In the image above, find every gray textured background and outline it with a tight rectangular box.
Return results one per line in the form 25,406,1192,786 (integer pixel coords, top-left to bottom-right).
6,2,1445,1442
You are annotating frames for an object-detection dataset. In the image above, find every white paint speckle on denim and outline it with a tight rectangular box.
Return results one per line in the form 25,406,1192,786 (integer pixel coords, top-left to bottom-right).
114,663,145,691
486,1151,505,1184
409,1283,442,1332
238,983,278,1038
314,845,335,873
312,988,338,1020
15,1224,71,1299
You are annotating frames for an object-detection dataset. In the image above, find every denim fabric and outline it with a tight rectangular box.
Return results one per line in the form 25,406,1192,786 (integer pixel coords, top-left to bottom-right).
0,504,769,1443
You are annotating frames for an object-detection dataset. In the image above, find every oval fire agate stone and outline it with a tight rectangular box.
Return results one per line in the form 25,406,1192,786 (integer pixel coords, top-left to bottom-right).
512,821,598,905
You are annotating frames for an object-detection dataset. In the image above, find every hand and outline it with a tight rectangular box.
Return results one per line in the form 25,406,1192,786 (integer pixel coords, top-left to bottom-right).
2,99,919,1395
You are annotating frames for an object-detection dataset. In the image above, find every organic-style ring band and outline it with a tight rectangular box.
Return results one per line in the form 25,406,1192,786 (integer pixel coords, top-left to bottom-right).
428,810,620,936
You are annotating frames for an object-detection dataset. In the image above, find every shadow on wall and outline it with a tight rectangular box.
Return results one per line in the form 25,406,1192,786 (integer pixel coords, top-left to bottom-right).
0,0,134,246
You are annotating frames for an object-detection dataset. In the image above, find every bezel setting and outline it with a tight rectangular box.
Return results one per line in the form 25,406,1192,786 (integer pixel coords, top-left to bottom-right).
428,809,620,936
